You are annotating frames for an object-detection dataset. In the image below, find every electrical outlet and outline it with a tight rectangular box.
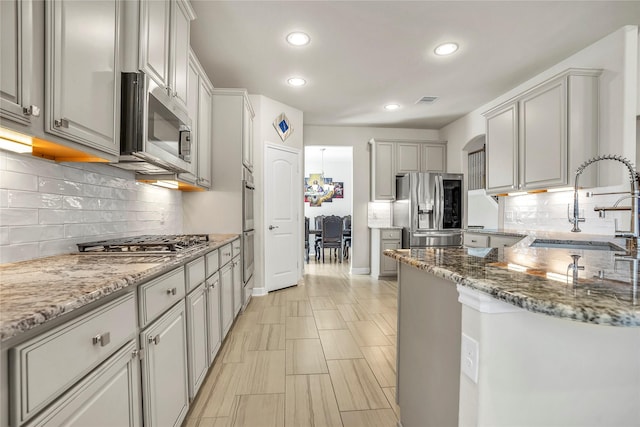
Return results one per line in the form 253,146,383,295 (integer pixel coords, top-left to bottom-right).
461,333,479,383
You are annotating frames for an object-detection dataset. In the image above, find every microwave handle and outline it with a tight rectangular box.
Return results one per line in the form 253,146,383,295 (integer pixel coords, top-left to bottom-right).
178,126,191,161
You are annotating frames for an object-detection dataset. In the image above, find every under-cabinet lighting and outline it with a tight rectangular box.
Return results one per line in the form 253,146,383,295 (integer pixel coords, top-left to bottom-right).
0,128,33,153
507,263,527,272
546,272,571,283
546,187,574,193
151,180,179,190
507,191,528,197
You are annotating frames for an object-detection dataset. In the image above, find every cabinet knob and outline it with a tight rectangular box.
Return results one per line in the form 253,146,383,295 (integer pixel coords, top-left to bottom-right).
54,118,69,128
149,335,160,345
22,105,40,117
166,287,177,296
92,332,110,347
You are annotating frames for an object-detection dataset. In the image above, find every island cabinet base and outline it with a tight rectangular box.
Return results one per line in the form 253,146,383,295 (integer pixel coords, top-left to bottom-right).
458,287,640,427
397,263,461,427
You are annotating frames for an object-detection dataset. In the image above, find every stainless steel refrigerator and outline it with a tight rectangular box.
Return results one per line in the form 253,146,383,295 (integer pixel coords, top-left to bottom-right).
393,172,463,248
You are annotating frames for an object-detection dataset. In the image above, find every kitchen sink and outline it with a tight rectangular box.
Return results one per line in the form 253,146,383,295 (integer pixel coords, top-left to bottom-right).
529,239,626,252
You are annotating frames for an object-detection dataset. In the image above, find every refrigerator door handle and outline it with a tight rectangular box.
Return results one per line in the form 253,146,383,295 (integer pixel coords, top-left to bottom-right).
438,175,445,229
434,175,440,230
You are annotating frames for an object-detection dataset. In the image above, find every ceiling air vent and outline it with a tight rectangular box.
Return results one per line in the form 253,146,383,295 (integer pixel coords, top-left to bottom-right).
415,96,438,104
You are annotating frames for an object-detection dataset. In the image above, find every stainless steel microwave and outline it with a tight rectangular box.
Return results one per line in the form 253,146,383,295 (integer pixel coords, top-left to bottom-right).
117,72,192,174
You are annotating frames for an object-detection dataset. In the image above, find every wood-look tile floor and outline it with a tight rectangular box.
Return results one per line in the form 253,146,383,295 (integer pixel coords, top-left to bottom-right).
184,262,399,427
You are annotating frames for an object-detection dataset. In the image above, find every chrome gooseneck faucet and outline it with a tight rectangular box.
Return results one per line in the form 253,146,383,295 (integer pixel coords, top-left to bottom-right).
570,154,639,256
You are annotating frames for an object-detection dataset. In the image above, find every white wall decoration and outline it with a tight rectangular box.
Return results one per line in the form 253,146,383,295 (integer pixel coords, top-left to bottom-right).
273,112,293,141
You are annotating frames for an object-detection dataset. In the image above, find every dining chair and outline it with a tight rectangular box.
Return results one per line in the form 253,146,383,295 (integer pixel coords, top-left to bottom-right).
314,215,324,260
319,215,343,263
342,215,351,259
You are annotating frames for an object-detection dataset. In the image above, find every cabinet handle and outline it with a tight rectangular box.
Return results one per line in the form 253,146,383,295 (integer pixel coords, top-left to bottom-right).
149,335,160,345
471,239,477,243
166,287,177,296
22,105,40,117
224,252,231,256
54,118,69,128
92,332,111,347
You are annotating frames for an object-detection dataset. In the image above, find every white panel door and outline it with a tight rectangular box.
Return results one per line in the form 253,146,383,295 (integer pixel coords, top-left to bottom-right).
265,145,301,292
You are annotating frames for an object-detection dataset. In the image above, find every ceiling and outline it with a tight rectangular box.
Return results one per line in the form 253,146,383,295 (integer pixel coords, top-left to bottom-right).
189,1,640,130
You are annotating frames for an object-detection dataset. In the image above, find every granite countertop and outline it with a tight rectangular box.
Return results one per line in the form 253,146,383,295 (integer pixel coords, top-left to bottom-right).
0,234,239,343
385,236,640,327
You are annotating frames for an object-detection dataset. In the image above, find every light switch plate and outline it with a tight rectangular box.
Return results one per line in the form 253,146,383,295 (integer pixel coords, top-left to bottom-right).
461,333,479,383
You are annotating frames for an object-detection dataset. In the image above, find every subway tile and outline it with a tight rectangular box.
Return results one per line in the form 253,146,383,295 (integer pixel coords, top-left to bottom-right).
38,177,83,196
83,184,114,199
39,239,79,257
0,208,39,226
64,224,85,238
39,209,83,225
6,155,65,179
62,165,89,183
0,190,7,208
8,191,63,209
0,243,39,263
0,228,9,245
0,170,38,191
10,225,65,244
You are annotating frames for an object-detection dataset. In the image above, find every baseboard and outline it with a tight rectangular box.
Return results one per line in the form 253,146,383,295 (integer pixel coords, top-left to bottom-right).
252,287,268,296
350,267,371,275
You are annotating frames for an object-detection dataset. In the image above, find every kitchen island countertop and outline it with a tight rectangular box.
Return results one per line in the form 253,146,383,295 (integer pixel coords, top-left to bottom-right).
0,234,239,343
385,237,640,326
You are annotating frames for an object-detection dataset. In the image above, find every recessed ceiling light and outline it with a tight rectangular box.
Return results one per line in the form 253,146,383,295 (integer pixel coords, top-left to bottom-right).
384,103,400,111
286,32,310,46
434,42,459,56
287,77,306,87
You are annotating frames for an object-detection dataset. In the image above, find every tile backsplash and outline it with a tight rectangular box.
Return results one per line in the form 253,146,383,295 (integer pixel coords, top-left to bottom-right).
0,151,182,263
503,184,633,235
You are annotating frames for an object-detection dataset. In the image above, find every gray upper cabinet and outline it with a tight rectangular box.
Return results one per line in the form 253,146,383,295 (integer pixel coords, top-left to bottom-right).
138,0,194,110
1,0,34,125
420,143,446,173
197,70,213,188
484,68,600,194
45,0,121,156
485,102,519,193
370,139,396,201
396,142,421,174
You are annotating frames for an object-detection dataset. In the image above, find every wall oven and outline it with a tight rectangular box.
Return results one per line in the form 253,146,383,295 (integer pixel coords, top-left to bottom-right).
117,72,192,174
243,169,255,231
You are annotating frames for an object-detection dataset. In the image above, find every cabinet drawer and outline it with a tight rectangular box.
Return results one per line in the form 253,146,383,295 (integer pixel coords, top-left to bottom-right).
11,293,137,425
490,235,523,248
219,244,233,267
381,229,401,240
139,267,186,327
205,249,219,277
185,257,206,293
463,233,489,248
232,239,241,258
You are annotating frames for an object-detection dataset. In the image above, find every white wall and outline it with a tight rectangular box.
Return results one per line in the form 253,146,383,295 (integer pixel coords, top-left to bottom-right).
0,151,182,263
250,94,304,295
443,25,638,183
303,125,439,274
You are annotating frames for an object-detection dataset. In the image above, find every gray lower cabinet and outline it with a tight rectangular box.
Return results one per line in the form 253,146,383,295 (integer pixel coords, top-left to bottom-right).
232,255,242,317
140,300,189,427
371,228,401,278
24,340,141,427
206,272,222,363
185,283,208,401
220,263,234,338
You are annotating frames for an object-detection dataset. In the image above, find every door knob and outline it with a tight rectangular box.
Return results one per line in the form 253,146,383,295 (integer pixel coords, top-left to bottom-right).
269,225,279,230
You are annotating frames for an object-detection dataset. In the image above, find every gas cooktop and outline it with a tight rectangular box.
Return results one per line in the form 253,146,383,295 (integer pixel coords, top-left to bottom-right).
77,235,209,254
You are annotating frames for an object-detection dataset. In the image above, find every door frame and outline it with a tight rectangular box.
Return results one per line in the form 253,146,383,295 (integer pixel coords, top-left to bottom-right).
263,142,303,292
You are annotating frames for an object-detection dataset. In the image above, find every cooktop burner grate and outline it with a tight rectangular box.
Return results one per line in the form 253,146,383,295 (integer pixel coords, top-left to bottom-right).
77,234,209,253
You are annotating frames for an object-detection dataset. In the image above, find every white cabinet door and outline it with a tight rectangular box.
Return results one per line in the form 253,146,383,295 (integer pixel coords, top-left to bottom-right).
396,143,421,174
232,256,242,317
25,341,141,427
170,0,190,108
46,0,120,155
185,284,208,400
139,0,170,89
485,102,518,194
421,144,446,173
141,301,189,427
1,0,34,125
207,272,222,364
519,78,567,191
371,140,396,201
220,263,233,338
197,75,213,188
